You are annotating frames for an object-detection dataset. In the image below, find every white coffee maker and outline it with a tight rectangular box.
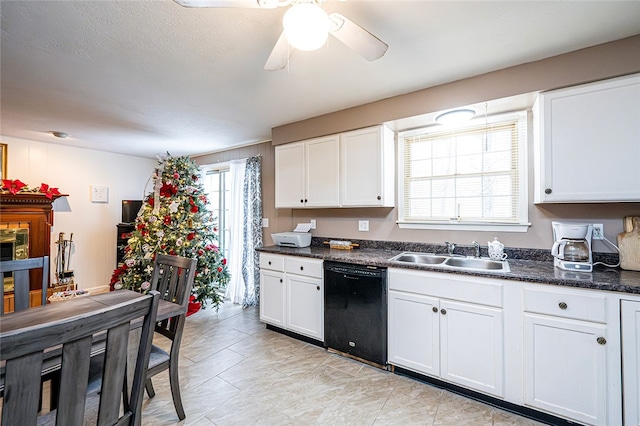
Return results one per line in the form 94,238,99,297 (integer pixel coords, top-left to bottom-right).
551,221,594,272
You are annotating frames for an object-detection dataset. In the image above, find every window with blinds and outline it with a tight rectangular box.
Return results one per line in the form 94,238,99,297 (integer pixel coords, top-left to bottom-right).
398,111,528,230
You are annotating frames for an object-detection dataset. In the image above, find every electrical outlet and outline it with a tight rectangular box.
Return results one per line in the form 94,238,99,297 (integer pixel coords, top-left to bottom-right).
262,218,269,228
592,223,604,240
310,219,316,229
358,220,369,232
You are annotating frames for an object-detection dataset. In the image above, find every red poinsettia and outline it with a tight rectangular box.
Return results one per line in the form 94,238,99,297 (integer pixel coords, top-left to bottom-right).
159,182,177,197
38,183,60,199
2,179,27,194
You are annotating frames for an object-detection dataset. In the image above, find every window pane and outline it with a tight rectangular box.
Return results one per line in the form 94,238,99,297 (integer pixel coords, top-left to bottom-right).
400,112,526,225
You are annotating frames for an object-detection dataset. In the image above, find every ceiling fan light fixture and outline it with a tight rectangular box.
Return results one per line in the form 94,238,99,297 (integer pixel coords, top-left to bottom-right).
283,3,329,51
435,109,476,126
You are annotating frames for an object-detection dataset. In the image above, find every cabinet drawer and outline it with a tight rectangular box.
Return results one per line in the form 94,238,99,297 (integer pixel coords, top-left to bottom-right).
523,286,607,323
285,257,323,278
260,253,284,272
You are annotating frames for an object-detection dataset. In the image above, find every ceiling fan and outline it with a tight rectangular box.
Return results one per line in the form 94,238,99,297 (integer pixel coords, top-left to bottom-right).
173,0,389,71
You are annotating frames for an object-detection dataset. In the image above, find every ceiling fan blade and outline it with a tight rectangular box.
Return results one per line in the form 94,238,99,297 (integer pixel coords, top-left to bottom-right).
264,31,292,71
173,0,262,8
173,0,286,8
328,13,388,61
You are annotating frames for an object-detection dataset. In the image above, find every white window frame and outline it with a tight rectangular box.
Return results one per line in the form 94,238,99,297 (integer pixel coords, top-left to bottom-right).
397,110,530,232
200,163,231,260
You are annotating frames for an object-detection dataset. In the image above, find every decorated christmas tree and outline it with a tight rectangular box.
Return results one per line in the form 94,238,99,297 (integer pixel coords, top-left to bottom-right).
111,154,230,310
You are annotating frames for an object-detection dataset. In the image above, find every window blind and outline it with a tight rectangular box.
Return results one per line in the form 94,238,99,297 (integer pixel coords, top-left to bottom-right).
400,112,526,225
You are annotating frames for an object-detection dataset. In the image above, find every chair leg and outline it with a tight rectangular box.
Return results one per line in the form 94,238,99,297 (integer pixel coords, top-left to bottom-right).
168,358,185,420
145,378,156,398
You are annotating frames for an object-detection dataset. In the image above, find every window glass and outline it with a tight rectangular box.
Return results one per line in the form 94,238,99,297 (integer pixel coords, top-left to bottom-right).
398,111,528,230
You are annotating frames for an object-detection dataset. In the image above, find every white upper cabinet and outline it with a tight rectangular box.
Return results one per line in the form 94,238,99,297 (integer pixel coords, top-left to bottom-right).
340,125,395,207
534,73,640,203
275,141,305,208
275,135,340,208
305,135,341,208
275,125,394,208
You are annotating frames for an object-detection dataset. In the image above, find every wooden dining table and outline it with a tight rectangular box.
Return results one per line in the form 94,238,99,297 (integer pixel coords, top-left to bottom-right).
0,289,185,392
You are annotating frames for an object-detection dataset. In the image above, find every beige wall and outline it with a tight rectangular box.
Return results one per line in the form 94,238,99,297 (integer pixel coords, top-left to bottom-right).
228,36,640,253
193,142,293,243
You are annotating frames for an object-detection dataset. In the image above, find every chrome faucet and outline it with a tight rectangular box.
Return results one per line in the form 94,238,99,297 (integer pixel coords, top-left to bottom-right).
445,241,456,256
472,241,481,258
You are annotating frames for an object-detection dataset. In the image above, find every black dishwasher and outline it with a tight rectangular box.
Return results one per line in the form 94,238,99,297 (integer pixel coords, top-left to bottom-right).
324,261,387,367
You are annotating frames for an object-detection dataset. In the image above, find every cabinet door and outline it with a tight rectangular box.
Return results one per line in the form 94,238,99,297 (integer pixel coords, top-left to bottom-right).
259,269,286,327
622,300,640,426
388,290,439,376
275,142,305,208
523,313,608,425
340,126,394,207
305,135,340,207
534,73,640,203
439,300,504,397
286,274,323,340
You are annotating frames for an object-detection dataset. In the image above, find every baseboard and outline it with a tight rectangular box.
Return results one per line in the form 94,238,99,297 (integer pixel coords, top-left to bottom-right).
393,366,580,426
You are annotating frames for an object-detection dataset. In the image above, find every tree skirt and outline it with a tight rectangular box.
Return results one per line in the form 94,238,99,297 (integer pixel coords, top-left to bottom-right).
187,295,201,317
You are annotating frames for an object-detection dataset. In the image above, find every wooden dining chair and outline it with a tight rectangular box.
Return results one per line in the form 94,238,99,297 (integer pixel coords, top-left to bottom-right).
1,290,160,426
0,256,49,315
145,254,197,421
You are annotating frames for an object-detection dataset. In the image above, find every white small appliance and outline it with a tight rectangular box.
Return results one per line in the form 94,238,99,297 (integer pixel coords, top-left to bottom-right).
551,221,593,272
271,223,312,248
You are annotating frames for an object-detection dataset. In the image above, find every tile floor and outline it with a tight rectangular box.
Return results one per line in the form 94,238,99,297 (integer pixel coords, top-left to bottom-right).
142,302,547,425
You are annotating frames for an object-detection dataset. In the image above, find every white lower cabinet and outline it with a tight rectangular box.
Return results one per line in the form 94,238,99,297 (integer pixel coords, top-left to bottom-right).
286,273,323,339
259,253,323,341
388,291,439,375
440,299,503,396
522,285,620,426
259,268,285,327
622,299,640,426
388,268,504,397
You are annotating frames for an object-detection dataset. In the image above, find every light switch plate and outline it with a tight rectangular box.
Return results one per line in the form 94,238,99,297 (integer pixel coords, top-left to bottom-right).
90,185,109,203
262,218,269,228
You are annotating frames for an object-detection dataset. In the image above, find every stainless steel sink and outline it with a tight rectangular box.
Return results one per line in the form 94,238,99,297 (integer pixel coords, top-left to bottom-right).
444,257,507,271
388,252,510,273
390,253,447,265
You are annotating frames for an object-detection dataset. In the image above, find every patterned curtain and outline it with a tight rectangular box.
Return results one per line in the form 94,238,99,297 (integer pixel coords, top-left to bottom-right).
241,156,262,308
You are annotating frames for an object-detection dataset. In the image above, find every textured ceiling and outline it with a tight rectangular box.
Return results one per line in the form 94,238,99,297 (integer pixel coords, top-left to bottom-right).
1,0,640,158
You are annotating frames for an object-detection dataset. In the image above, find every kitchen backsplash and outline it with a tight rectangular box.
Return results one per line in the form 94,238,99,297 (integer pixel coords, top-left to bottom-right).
310,237,620,264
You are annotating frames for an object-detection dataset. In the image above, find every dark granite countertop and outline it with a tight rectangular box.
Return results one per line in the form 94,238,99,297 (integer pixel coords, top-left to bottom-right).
257,239,640,295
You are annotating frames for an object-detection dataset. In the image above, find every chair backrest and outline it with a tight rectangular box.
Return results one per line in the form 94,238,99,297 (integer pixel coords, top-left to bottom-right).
0,256,49,315
150,254,196,343
1,290,160,426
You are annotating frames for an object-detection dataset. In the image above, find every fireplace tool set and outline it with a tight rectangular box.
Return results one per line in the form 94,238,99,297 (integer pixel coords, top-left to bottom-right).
55,232,74,285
